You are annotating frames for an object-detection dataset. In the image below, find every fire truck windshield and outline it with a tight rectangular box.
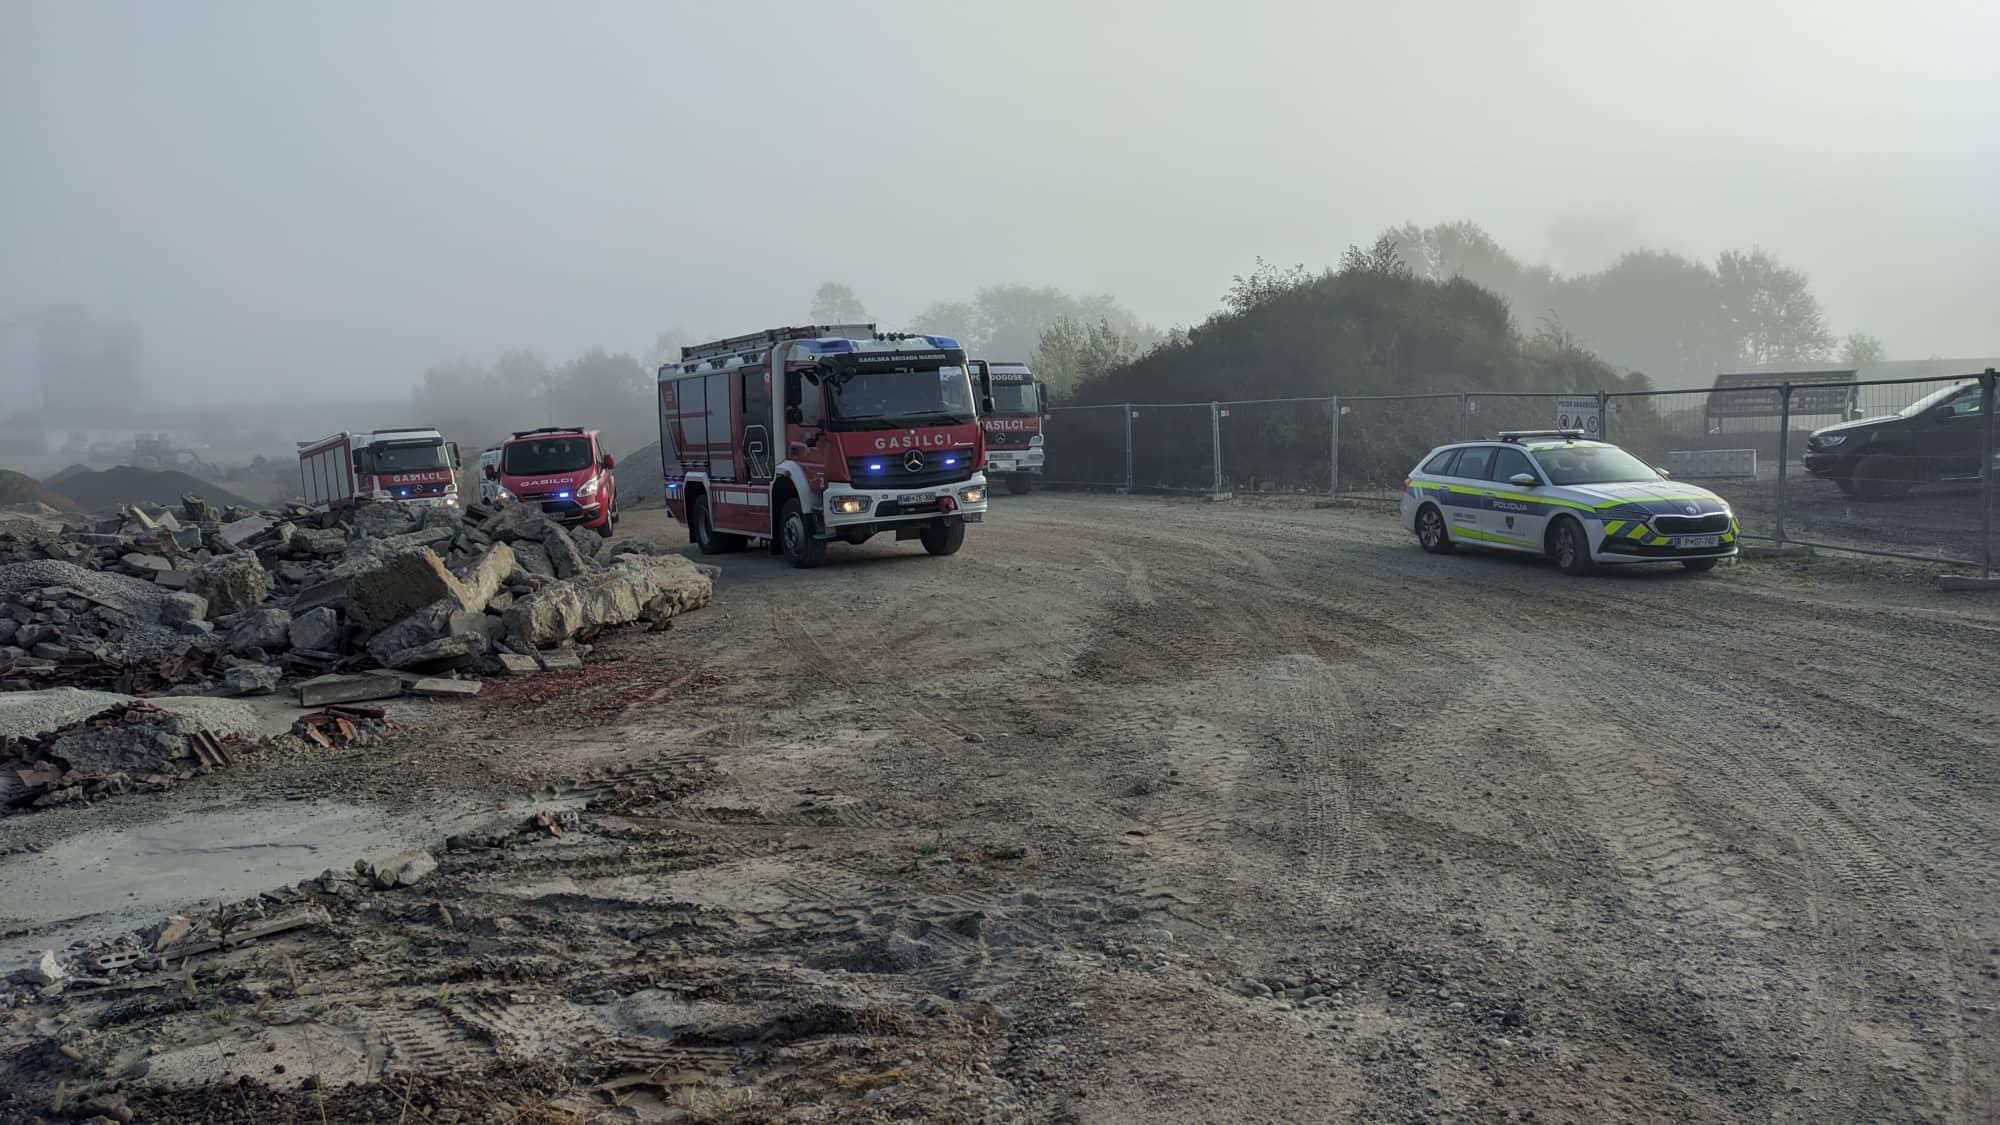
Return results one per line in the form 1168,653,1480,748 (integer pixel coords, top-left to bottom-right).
371,441,449,473
989,381,1039,414
828,365,976,430
502,438,592,474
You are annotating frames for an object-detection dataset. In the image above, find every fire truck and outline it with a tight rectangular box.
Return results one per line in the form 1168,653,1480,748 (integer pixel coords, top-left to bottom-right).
969,360,1046,494
657,325,993,568
297,428,462,509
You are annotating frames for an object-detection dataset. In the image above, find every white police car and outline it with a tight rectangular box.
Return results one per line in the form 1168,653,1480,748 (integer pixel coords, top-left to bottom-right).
1399,431,1739,576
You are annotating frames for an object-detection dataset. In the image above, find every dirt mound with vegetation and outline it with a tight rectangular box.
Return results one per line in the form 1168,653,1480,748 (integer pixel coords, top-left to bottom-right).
45,466,253,512
0,470,82,513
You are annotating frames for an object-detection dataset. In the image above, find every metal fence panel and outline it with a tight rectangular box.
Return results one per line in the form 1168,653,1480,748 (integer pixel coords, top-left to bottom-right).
1218,399,1334,495
1131,403,1216,494
1043,404,1129,489
1333,395,1466,502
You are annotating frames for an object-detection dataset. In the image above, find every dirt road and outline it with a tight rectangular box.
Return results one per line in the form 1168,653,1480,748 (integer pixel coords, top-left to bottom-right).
6,495,2000,1123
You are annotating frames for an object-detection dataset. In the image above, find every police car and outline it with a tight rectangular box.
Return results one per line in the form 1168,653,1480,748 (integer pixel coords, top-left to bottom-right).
1399,431,1739,576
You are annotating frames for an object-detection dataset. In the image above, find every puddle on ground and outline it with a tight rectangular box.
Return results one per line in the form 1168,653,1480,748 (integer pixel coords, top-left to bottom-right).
0,797,486,964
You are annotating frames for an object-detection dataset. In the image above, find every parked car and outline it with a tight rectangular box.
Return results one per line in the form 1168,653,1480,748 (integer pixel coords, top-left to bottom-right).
1401,430,1739,576
1803,380,1991,498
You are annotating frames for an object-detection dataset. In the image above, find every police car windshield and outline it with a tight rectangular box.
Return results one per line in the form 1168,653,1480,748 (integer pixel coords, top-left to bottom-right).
1531,445,1663,485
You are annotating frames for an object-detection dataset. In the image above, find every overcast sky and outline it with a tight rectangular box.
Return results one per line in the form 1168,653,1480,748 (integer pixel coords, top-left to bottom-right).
3,0,1995,404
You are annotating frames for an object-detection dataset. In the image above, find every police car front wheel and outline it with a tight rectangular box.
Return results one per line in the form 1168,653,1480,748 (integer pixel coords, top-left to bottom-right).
1415,505,1454,555
1551,517,1596,577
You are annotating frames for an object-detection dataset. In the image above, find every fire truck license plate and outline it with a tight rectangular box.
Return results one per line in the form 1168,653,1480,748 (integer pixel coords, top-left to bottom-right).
902,493,935,506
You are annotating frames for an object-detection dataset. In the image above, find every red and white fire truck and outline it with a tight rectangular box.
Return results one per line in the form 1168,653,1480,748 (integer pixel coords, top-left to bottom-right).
297,428,462,510
658,325,993,568
969,360,1046,494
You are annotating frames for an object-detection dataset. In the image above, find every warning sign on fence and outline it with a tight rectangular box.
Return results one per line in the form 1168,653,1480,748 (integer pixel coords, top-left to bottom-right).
1555,395,1601,437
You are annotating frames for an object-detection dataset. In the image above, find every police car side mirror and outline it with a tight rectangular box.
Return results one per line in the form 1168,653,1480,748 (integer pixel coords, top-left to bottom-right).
1508,472,1537,487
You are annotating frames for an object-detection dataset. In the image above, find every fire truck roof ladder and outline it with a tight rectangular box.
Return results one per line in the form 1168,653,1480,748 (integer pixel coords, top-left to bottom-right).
680,324,879,364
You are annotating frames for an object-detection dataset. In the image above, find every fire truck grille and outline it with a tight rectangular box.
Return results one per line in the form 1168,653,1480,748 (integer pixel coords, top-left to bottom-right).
846,456,976,490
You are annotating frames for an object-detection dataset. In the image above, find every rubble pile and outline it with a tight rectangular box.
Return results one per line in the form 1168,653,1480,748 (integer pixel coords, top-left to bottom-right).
0,494,714,701
0,701,242,810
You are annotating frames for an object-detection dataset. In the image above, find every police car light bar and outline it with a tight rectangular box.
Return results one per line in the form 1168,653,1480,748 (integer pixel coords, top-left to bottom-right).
1497,429,1585,443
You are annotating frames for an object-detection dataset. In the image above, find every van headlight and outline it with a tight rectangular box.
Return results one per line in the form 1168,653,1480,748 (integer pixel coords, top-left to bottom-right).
831,496,868,515
576,476,601,499
962,486,985,504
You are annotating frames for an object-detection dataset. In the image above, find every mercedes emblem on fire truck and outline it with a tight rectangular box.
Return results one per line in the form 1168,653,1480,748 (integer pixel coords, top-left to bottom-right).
904,450,926,472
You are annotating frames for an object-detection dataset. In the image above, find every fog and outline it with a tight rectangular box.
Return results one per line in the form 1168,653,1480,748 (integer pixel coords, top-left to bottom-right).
3,0,1995,411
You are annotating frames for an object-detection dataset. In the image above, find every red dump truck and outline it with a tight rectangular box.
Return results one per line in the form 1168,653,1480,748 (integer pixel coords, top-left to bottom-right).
657,325,992,567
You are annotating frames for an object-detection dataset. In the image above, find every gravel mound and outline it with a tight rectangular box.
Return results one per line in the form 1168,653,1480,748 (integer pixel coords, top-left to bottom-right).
0,688,134,740
0,558,173,621
48,467,253,513
0,471,82,514
619,441,664,506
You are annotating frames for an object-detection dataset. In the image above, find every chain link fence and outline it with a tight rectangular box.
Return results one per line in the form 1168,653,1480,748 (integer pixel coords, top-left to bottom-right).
1044,369,1997,575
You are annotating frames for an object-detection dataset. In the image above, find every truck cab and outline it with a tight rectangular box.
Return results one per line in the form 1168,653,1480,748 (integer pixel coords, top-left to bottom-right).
476,447,503,502
659,325,992,567
489,427,619,536
970,360,1046,494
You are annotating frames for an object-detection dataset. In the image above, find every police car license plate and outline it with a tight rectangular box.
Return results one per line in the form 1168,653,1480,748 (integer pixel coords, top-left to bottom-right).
1677,534,1721,549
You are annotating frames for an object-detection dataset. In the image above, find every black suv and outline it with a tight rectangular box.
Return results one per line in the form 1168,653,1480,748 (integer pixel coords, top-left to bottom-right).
1803,381,1991,498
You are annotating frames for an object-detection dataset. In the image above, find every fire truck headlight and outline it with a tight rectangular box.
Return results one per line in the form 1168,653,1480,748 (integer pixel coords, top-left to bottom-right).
961,486,985,505
831,496,869,515
1029,434,1044,447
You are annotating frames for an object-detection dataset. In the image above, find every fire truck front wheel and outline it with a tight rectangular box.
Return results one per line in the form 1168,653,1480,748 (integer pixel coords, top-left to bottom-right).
919,517,965,557
691,494,744,555
778,499,827,568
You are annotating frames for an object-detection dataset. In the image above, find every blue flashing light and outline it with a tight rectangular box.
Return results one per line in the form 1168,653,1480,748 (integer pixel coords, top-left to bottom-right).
559,491,571,499
924,335,962,350
800,337,857,355
944,457,958,466
868,462,884,471
399,489,409,497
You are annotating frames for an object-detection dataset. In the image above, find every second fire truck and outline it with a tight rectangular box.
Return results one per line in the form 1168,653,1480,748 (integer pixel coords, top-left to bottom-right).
968,360,1046,493
657,325,992,567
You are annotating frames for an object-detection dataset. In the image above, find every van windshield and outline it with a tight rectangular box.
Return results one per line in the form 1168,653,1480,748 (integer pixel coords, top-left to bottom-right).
503,438,593,474
372,441,449,473
828,366,976,430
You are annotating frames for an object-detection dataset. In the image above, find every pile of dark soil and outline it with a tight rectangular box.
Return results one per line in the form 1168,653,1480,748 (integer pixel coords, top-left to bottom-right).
0,470,82,513
46,466,253,512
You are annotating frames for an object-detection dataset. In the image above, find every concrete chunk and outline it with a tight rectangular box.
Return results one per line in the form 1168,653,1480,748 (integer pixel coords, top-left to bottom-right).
503,554,713,648
187,553,272,618
217,515,275,549
408,676,482,697
537,648,583,670
496,652,541,674
297,673,403,707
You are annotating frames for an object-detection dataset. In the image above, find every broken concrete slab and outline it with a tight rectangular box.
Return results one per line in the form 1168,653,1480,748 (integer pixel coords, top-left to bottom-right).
187,553,272,618
537,648,583,670
8,950,65,988
359,848,437,890
378,632,486,671
152,569,193,590
296,674,403,708
120,553,172,574
544,528,588,579
407,676,482,698
287,605,340,653
217,515,274,549
327,547,472,633
495,652,541,675
503,554,713,648
226,606,292,655
222,662,282,697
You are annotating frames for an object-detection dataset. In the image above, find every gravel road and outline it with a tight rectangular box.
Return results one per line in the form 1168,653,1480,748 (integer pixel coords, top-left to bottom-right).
6,494,1999,1123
